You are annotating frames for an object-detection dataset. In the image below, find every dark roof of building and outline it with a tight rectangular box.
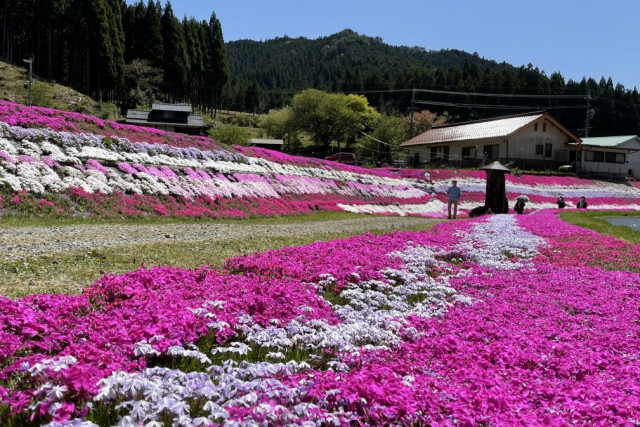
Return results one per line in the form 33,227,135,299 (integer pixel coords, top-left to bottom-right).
400,111,580,147
125,106,204,128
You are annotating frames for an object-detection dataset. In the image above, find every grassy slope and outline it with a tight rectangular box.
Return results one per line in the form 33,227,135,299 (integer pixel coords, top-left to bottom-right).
0,60,112,116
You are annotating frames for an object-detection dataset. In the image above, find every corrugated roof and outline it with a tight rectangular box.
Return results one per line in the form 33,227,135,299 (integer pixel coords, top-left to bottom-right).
580,135,640,147
126,109,150,120
187,115,205,127
400,112,545,147
250,139,284,146
126,110,204,128
151,103,192,113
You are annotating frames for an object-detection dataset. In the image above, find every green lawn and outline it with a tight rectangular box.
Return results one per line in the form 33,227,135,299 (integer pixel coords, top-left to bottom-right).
0,212,438,298
560,210,640,244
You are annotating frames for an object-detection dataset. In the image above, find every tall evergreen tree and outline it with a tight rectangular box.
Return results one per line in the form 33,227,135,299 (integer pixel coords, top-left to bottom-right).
160,1,189,101
140,0,163,67
204,11,228,113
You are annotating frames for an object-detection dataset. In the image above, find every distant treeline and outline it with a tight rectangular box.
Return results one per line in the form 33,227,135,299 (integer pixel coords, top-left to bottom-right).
226,30,640,137
0,0,228,112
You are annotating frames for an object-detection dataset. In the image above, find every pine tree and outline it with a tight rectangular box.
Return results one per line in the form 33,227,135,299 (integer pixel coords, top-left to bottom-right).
140,0,163,67
205,12,228,114
160,1,189,101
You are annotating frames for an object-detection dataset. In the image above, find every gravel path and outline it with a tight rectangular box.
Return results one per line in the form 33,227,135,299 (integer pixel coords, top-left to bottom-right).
0,216,438,261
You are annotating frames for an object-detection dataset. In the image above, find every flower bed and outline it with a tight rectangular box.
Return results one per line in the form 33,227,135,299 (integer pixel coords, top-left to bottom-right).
1,101,639,219
2,211,640,425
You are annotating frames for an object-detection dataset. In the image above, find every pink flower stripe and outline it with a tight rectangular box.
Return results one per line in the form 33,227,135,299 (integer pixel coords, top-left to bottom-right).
0,101,221,152
2,212,640,424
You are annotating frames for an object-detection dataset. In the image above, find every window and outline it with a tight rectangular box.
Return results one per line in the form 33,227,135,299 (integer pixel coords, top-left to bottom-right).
483,144,499,158
535,144,544,155
605,152,625,163
543,123,547,132
585,151,608,162
534,123,538,131
430,146,449,161
461,146,477,159
554,150,567,162
594,151,605,162
544,143,553,158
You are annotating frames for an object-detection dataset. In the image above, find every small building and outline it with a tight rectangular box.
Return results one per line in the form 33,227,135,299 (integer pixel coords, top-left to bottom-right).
399,111,581,170
249,139,284,151
569,135,640,179
125,103,205,135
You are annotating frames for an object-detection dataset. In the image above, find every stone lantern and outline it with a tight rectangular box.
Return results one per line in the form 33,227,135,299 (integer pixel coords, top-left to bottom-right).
482,161,510,214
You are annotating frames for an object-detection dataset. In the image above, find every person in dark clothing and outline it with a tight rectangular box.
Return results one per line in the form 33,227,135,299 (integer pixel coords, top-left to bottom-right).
514,198,526,214
576,196,587,209
557,196,566,209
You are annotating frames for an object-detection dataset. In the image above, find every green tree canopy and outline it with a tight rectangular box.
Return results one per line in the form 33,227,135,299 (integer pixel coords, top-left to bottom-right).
207,123,250,146
357,115,409,164
160,2,189,100
260,107,293,138
289,89,379,148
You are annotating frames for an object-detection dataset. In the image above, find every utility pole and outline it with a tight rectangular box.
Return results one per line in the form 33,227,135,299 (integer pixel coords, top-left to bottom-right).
23,57,33,106
584,90,595,138
409,88,416,139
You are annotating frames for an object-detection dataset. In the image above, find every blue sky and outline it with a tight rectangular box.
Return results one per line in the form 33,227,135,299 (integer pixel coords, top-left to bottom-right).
151,0,640,90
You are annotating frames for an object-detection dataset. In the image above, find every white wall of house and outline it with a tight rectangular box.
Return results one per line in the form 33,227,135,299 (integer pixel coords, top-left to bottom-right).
507,119,572,164
404,118,574,166
621,139,640,178
579,147,629,176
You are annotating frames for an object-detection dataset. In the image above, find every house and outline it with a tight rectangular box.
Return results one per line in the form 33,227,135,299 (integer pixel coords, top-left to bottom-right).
568,135,640,179
399,111,581,170
250,138,284,151
125,103,205,135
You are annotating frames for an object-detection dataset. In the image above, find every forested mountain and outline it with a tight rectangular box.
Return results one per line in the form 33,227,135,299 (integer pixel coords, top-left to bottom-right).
225,29,640,137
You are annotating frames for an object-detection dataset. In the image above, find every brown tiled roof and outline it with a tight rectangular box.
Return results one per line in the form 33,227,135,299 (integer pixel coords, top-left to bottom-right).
400,112,546,147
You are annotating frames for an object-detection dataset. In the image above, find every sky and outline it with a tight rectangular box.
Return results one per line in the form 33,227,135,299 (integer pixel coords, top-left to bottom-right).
153,0,640,90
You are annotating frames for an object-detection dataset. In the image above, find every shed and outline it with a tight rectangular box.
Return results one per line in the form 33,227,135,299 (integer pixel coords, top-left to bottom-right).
125,103,205,135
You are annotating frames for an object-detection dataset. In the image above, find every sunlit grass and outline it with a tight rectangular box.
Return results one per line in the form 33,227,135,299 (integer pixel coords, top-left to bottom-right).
0,215,438,299
560,210,640,243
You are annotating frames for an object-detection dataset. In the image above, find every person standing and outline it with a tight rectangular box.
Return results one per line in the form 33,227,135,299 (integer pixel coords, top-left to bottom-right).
446,179,462,219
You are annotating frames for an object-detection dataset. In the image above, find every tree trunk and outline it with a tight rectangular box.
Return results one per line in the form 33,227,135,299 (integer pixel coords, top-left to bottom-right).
485,170,507,214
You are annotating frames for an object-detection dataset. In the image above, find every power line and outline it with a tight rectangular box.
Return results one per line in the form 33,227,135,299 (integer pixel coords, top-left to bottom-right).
413,88,586,99
414,100,587,110
349,88,587,99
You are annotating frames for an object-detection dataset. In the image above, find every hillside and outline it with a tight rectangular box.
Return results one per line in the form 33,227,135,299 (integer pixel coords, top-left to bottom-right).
0,61,89,108
226,29,512,92
0,60,115,118
225,30,640,137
